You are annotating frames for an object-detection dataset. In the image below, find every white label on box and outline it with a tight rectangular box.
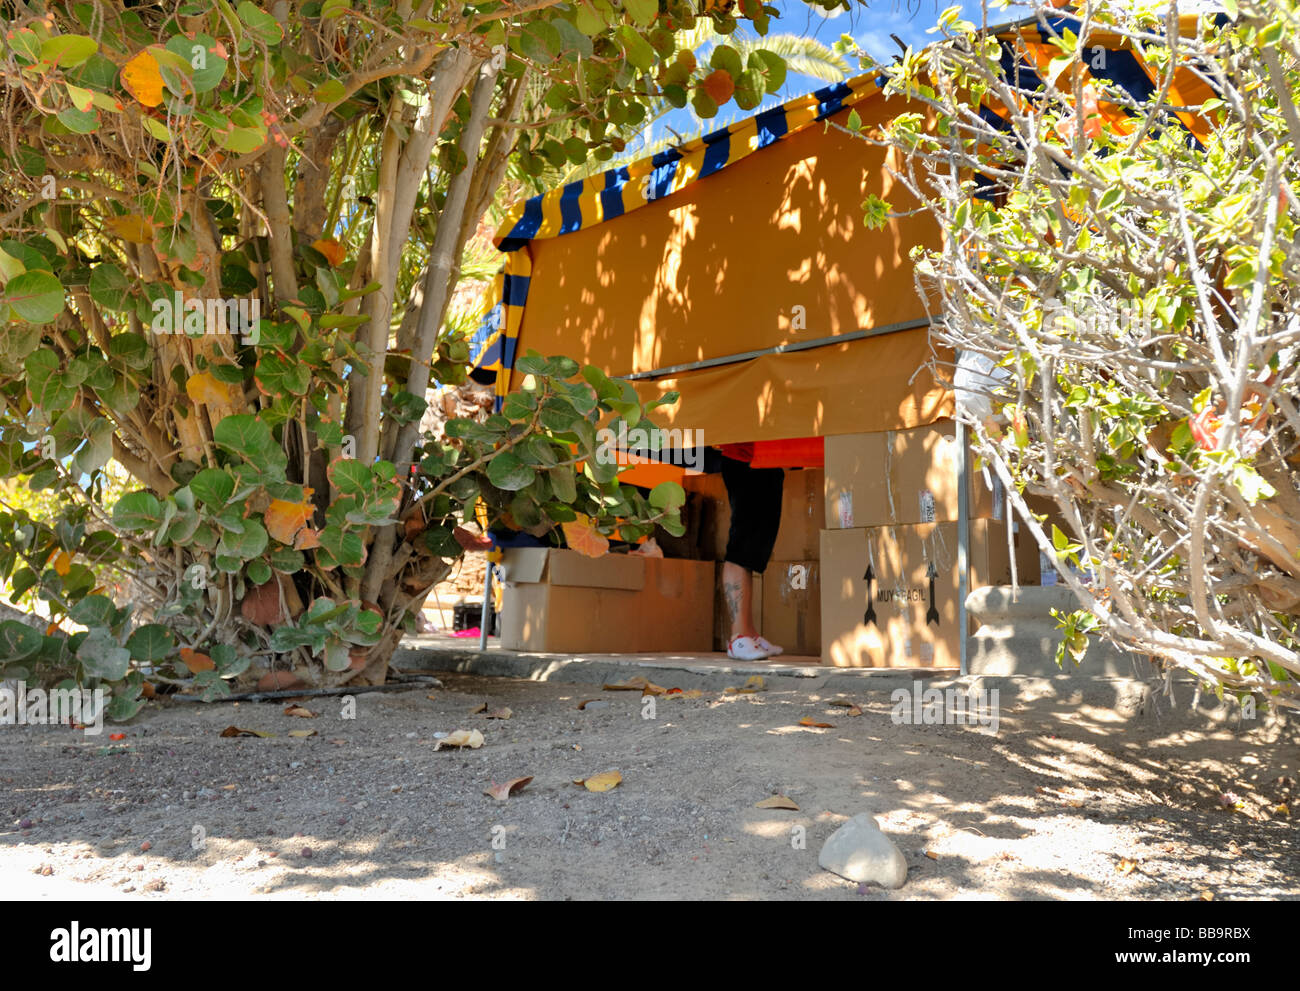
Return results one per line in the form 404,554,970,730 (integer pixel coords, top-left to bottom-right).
918,489,936,523
837,490,854,528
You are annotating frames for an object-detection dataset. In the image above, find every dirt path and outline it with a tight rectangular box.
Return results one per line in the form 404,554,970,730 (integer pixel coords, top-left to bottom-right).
3,672,1296,900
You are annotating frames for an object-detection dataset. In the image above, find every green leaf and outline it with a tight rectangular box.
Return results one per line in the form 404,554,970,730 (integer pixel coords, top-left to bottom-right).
125,623,175,662
237,1,285,44
648,480,686,511
487,451,536,491
327,459,371,496
624,0,658,27
41,35,99,68
77,628,131,682
112,491,163,531
69,594,116,629
0,621,43,661
4,270,66,324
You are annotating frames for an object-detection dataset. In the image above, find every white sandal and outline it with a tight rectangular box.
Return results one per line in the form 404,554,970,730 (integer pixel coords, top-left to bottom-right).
755,636,784,657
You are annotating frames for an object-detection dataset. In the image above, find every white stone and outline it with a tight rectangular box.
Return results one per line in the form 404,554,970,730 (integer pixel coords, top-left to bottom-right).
818,814,908,889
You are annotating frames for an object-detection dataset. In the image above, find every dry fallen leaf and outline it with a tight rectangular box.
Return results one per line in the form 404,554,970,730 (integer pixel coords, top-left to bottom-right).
1116,858,1138,876
485,707,512,720
1199,890,1215,901
755,795,799,810
799,717,835,728
219,726,274,738
667,689,704,699
484,776,533,801
283,705,317,718
1277,803,1290,817
1066,799,1086,808
327,738,347,746
288,729,317,739
574,770,622,792
469,703,488,714
603,677,665,695
426,694,438,701
726,675,767,694
434,729,485,750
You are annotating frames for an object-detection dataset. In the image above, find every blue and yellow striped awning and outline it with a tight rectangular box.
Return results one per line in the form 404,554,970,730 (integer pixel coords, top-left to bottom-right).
468,9,1224,404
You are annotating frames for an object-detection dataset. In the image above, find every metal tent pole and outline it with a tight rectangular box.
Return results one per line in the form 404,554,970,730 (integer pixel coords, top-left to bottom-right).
479,563,494,652
957,420,970,677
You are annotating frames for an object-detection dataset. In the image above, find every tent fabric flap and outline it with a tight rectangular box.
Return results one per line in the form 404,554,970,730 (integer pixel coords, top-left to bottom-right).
626,328,954,447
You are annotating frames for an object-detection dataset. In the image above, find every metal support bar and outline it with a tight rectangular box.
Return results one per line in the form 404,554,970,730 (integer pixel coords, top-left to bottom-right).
619,318,932,382
957,420,971,677
479,563,495,652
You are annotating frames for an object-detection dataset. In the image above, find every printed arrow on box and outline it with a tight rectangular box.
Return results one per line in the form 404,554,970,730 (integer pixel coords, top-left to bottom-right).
925,560,940,626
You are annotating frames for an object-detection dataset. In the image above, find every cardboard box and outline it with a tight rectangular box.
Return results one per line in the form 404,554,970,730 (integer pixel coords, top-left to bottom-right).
824,420,1002,529
500,549,714,653
820,520,1039,667
762,560,820,657
690,468,825,562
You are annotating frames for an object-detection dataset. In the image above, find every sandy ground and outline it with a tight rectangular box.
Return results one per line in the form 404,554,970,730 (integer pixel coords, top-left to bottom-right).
2,670,1296,900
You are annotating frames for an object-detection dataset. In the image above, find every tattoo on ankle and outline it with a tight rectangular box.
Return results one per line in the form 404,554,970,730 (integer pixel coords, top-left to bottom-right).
724,580,742,624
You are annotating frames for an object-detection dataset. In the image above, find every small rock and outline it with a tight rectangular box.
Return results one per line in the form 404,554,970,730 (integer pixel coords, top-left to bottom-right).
18,818,32,829
289,761,303,769
197,788,216,800
818,813,908,889
581,701,611,711
301,847,313,859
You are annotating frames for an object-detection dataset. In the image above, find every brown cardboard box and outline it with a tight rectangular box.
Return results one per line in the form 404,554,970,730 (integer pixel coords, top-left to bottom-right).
824,420,1002,529
820,519,1039,667
689,468,825,561
762,560,820,657
500,549,714,653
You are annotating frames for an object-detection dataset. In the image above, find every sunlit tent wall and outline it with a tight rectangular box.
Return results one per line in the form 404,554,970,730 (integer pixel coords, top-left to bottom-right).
472,75,952,444
469,14,1219,664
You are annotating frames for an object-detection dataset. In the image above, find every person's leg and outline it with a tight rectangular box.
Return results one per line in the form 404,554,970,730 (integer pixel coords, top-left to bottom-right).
719,456,784,658
721,560,758,640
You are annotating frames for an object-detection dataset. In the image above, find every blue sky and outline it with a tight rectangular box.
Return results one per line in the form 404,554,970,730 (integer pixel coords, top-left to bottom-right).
651,0,1031,145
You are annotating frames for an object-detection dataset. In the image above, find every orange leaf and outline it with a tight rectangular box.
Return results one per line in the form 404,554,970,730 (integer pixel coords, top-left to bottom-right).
799,717,834,728
293,526,321,550
702,68,735,105
185,370,236,407
311,238,346,267
51,550,72,576
121,50,164,107
180,647,215,673
561,514,609,558
265,498,313,545
484,776,533,801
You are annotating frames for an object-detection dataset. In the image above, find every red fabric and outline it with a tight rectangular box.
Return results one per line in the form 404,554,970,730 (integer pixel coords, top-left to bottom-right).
717,442,755,463
749,437,824,469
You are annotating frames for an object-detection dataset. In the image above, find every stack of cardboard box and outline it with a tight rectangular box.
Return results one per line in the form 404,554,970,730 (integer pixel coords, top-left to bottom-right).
819,419,1038,667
